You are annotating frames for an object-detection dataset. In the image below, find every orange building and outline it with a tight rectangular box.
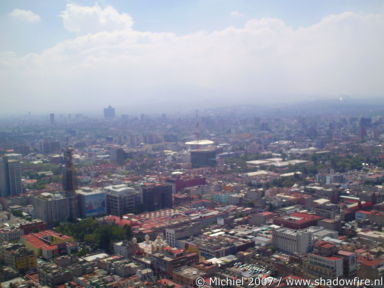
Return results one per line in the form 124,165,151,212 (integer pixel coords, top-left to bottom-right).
22,230,76,259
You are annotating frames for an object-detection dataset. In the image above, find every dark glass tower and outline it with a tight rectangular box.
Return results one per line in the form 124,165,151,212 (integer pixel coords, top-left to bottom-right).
62,147,78,221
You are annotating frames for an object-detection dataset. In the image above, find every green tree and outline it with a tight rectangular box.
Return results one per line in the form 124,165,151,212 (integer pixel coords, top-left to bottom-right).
56,218,133,253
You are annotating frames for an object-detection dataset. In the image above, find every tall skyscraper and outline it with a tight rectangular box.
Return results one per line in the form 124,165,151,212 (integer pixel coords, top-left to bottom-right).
103,105,116,119
49,113,55,125
0,154,22,197
62,148,78,221
359,117,371,140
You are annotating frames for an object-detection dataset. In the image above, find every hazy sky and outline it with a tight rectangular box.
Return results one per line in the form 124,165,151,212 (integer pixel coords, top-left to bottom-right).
1,0,384,115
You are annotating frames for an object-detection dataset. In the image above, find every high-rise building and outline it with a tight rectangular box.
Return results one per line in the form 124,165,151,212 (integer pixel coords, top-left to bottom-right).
76,187,106,218
185,140,217,168
190,149,217,168
141,183,173,212
359,117,371,140
62,148,76,193
104,184,141,216
40,140,61,154
32,193,70,225
104,105,116,119
62,148,78,221
111,148,127,165
49,113,55,125
272,227,313,255
0,160,6,196
0,154,23,197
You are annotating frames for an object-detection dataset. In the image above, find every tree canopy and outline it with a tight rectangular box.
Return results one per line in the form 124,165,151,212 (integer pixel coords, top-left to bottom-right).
55,218,132,253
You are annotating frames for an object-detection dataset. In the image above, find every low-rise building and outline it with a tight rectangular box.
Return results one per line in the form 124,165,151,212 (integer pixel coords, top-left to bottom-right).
183,232,254,259
172,266,207,286
38,263,72,287
22,230,76,259
358,257,384,280
0,227,23,242
0,243,37,272
305,254,343,278
249,211,275,226
136,234,199,276
338,250,357,277
273,212,322,229
113,239,140,258
165,222,202,247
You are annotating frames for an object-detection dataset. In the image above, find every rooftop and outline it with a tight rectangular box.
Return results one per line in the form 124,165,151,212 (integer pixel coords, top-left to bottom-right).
22,230,73,251
185,140,214,146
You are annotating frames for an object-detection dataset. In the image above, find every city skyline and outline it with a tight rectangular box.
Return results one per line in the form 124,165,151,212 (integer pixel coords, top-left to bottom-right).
2,2,384,285
0,0,384,115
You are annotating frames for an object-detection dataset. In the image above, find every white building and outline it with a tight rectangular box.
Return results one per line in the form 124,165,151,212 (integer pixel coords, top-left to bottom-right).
104,184,140,216
272,227,312,254
32,193,69,225
306,254,343,278
0,226,23,242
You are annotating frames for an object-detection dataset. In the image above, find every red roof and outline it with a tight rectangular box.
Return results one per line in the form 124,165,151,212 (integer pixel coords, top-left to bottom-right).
327,256,341,261
321,218,336,223
22,230,72,251
338,250,355,256
323,243,335,248
370,210,384,216
283,212,321,224
158,279,182,288
258,211,274,216
314,240,335,249
104,215,133,226
358,257,384,267
356,210,372,215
